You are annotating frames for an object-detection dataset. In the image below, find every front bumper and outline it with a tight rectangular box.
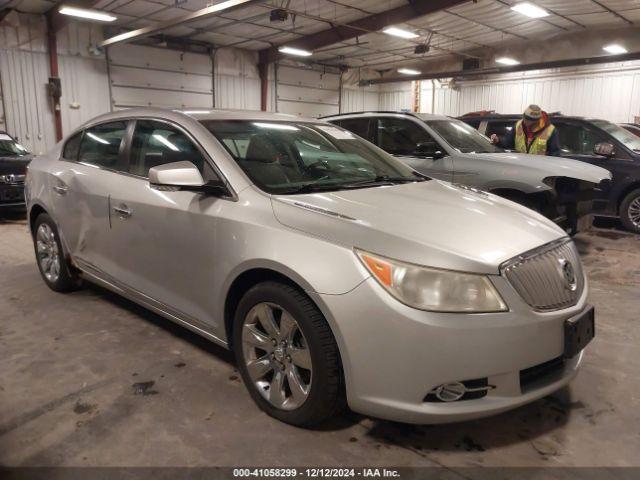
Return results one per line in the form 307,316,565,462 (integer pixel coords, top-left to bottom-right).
0,184,26,207
319,274,590,424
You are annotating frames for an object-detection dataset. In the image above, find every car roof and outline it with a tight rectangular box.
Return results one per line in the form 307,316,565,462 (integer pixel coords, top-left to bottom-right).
80,107,321,129
322,111,452,121
459,112,604,123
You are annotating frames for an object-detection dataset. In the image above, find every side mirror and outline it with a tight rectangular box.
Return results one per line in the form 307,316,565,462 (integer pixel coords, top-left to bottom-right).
594,142,615,157
149,161,229,197
414,141,445,159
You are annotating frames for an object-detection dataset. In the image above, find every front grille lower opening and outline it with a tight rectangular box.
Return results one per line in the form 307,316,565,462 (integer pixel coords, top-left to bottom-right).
519,356,565,393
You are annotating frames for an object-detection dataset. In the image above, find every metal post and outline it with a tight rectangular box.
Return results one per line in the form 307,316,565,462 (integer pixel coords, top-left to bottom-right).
46,14,63,142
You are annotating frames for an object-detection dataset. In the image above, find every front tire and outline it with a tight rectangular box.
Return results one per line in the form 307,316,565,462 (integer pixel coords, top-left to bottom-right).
33,213,81,292
232,281,344,427
620,188,640,234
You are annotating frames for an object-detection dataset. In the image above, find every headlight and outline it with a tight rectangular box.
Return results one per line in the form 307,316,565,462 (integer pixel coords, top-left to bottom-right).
356,249,507,313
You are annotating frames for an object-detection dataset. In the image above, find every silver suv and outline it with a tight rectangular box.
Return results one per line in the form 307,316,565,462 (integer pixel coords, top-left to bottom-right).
324,112,610,234
26,108,595,426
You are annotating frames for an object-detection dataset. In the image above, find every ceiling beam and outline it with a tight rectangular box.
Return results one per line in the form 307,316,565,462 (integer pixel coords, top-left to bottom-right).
359,51,640,85
99,0,259,48
258,0,472,64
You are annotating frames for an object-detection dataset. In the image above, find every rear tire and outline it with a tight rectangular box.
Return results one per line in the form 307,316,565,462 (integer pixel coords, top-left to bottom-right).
232,281,344,427
620,188,640,234
33,213,81,292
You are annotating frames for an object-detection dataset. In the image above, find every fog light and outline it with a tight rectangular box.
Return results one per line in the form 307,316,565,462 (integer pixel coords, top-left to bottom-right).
434,382,466,402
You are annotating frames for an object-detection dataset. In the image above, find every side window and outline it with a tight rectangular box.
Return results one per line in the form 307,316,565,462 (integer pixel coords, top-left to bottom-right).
78,121,128,171
553,122,607,155
129,120,212,179
485,120,516,138
333,118,371,140
62,132,82,161
375,117,436,156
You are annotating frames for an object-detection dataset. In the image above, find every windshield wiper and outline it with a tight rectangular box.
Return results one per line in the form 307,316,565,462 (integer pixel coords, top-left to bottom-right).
341,175,426,189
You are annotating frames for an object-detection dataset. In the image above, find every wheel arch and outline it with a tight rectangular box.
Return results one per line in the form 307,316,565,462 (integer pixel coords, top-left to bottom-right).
28,203,48,236
617,182,640,212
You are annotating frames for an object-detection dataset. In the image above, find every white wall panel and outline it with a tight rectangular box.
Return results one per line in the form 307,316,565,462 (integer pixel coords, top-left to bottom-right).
422,62,640,122
214,48,260,111
58,55,110,135
341,87,380,113
0,49,55,154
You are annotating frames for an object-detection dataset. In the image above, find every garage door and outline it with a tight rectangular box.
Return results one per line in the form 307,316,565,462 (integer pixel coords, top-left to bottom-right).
276,63,340,118
108,44,213,110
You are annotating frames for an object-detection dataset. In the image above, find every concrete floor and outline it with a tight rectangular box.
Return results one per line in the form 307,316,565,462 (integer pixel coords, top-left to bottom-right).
1,211,639,468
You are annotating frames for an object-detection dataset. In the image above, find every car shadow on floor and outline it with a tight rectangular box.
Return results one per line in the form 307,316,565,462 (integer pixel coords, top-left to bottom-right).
81,282,236,366
361,387,579,454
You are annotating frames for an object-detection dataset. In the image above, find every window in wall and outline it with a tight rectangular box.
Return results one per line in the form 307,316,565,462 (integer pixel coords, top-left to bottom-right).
78,121,128,171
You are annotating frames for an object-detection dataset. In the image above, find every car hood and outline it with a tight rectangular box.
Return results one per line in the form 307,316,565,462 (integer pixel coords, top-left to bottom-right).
459,152,611,184
0,155,32,175
271,180,567,275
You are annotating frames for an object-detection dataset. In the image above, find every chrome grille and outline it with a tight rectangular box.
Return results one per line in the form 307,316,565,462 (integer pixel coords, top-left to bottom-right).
501,239,584,311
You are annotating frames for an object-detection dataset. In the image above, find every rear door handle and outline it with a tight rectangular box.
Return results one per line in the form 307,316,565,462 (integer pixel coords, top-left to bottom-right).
113,204,133,218
53,185,68,195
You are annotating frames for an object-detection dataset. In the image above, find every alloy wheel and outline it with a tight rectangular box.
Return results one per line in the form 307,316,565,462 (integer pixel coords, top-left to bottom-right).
241,302,312,410
36,223,61,283
628,196,640,229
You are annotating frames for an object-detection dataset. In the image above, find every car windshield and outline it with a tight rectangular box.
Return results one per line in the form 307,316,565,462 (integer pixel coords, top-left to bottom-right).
0,133,29,157
425,119,503,154
591,119,640,153
201,120,426,194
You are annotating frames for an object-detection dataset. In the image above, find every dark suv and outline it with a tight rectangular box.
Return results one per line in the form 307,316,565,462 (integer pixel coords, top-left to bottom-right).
0,131,31,210
460,113,640,233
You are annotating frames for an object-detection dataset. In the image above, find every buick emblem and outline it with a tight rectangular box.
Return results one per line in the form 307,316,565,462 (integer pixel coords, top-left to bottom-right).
559,258,577,291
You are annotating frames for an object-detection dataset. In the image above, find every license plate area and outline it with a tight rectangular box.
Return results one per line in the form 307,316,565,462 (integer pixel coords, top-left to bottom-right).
564,306,595,358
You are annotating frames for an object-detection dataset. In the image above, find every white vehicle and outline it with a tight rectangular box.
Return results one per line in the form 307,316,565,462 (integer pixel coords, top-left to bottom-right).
324,111,611,234
26,108,594,426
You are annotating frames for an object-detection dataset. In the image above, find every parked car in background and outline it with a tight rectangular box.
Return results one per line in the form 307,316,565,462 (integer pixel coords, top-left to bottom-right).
0,131,31,210
323,112,610,234
27,108,595,426
461,113,640,233
621,123,640,138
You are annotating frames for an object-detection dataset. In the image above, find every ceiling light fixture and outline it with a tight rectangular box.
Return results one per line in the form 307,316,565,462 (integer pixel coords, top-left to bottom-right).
603,44,628,54
496,57,520,66
398,68,421,75
58,6,117,22
278,46,312,57
510,2,549,18
383,27,419,39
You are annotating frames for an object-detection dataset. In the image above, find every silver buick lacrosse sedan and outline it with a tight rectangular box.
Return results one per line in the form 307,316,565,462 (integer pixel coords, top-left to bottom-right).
26,108,594,427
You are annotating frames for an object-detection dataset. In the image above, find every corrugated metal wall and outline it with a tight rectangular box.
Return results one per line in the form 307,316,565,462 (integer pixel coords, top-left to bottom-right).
426,62,640,122
214,48,261,111
341,86,380,113
276,62,340,117
0,14,110,153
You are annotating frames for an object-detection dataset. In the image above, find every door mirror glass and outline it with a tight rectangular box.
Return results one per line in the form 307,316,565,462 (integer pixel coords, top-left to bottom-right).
149,161,205,187
594,142,615,157
414,141,444,159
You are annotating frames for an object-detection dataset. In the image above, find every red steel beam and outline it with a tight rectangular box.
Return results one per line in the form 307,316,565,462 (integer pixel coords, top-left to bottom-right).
46,14,63,143
258,0,472,64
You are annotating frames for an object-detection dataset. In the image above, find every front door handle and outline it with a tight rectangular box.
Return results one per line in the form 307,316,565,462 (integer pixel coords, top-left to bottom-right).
53,184,68,195
113,204,133,218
